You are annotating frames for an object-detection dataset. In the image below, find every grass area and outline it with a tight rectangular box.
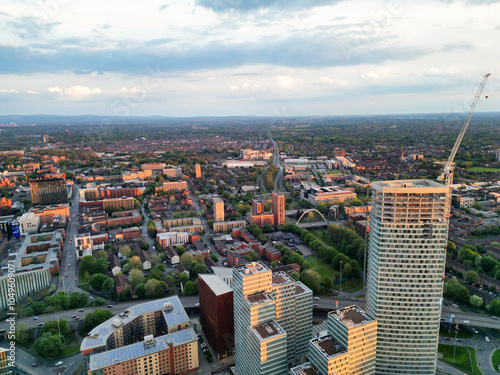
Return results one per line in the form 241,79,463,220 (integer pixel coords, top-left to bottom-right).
335,278,360,290
438,344,481,375
492,349,500,372
77,284,89,292
60,344,81,358
348,282,365,293
466,167,500,172
310,229,334,247
327,170,343,174
355,294,364,298
287,201,301,210
440,327,474,339
72,363,85,375
307,256,338,279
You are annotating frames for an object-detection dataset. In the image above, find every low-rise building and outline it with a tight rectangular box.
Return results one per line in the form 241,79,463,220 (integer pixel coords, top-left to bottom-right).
18,211,40,235
213,220,247,232
301,186,356,206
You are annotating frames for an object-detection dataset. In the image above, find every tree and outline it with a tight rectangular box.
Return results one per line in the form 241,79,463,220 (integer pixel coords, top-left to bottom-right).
94,250,108,260
135,283,146,298
89,274,109,291
47,292,71,310
145,279,167,297
128,256,142,269
488,299,500,315
495,269,500,280
180,252,193,266
447,241,456,251
179,273,189,283
91,297,107,306
70,292,89,309
469,294,483,308
122,263,132,274
128,268,144,287
83,309,114,334
290,272,300,281
300,269,321,293
210,254,218,262
41,319,70,336
15,323,29,345
184,281,196,296
105,206,115,216
262,224,273,233
176,246,186,256
119,245,132,259
323,275,334,289
444,282,470,303
464,270,480,284
34,333,64,358
103,278,115,294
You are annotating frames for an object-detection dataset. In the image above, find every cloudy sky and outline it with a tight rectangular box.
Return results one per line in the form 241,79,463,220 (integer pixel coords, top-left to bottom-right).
0,0,499,116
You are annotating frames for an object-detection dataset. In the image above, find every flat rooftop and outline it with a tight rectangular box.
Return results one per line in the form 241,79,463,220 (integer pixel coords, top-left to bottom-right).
234,261,270,277
198,274,232,296
295,281,312,296
290,363,319,375
88,328,197,371
272,272,294,286
245,291,273,306
81,296,190,352
329,305,375,328
373,179,447,190
251,320,286,341
310,335,347,358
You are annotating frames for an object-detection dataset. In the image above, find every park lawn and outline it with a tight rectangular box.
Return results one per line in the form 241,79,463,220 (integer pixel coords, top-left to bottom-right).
310,229,335,248
493,349,500,372
334,278,360,291
466,167,500,172
307,256,337,279
440,327,474,339
348,282,365,293
327,170,343,174
438,344,481,375
77,283,89,292
60,344,81,358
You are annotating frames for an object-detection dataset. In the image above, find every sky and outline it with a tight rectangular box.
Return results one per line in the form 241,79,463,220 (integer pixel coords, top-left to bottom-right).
0,0,499,117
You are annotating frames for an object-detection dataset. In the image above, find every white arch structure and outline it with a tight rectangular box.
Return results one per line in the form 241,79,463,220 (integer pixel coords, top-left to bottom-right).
296,209,328,225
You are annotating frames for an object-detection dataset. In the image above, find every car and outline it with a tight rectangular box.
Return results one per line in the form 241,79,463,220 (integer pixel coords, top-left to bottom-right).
33,316,38,320
65,274,68,277
68,264,70,267
37,323,44,327
492,316,499,320
443,337,451,340
472,328,478,334
313,304,318,307
463,320,470,324
485,337,490,342
478,346,484,350
55,361,63,366
74,316,79,320
195,303,200,307
79,309,85,312
440,318,446,322
32,363,39,367
89,296,94,300
107,304,113,308
71,315,77,319
455,339,463,343
313,297,320,300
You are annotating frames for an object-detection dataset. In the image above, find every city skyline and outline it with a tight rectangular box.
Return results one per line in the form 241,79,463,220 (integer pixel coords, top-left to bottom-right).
0,0,498,116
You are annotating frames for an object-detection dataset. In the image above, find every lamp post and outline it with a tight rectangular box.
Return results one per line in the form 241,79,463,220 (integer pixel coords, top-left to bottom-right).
56,317,61,339
340,261,343,293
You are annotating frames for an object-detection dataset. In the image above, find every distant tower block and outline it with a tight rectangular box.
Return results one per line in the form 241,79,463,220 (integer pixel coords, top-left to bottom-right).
272,191,285,225
64,130,70,136
497,149,500,162
43,135,49,143
195,164,201,179
213,197,224,222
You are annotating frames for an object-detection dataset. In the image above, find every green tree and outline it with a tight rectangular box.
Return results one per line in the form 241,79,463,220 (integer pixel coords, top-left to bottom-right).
135,283,146,298
94,250,109,260
15,323,29,345
47,292,71,310
70,292,89,308
34,333,64,358
176,246,186,256
469,294,483,308
119,245,132,259
300,269,321,293
464,270,480,284
128,255,142,269
91,297,107,306
144,279,168,297
41,319,70,336
179,273,189,283
102,278,115,294
488,299,500,315
180,252,193,266
290,272,300,281
444,282,470,303
323,275,334,289
83,309,114,334
89,273,109,291
447,241,456,251
128,268,144,287
184,281,196,296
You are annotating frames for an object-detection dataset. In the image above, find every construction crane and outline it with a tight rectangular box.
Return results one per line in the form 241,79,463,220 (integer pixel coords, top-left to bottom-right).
438,73,491,185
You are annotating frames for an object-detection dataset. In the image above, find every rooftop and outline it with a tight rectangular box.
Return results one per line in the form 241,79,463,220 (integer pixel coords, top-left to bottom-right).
290,363,319,375
234,261,270,277
245,291,273,306
295,281,312,296
272,272,294,286
81,296,189,352
198,274,232,296
373,179,447,190
88,329,197,371
310,335,347,358
329,305,375,328
251,320,286,341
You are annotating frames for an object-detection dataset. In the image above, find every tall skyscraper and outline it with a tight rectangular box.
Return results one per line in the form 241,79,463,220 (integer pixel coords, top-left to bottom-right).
271,191,285,225
233,262,312,374
213,197,224,222
195,164,201,178
366,179,450,374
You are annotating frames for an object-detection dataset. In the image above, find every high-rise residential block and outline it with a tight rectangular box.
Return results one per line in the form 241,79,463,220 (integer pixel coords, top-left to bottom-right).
213,197,224,222
328,305,377,375
366,179,450,374
252,198,265,215
271,191,285,225
163,167,183,178
195,164,201,178
30,178,68,205
233,262,312,374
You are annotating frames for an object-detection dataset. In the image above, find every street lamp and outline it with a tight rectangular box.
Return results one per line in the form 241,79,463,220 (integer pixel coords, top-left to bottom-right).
56,317,61,339
340,261,343,293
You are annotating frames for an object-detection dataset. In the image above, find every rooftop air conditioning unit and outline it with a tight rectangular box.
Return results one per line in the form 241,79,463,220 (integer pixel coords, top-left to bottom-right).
163,302,174,312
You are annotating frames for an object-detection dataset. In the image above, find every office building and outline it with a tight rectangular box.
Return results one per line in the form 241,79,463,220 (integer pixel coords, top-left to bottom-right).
198,274,234,359
0,198,11,216
272,191,285,225
163,167,183,178
366,179,450,374
328,306,377,375
163,181,188,192
213,197,224,222
308,335,350,375
195,164,201,178
30,178,68,205
233,262,312,374
300,186,356,206
18,211,41,235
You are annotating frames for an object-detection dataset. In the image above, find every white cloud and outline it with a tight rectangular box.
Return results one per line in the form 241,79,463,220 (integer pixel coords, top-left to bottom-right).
0,88,18,93
64,85,102,97
320,77,349,86
48,87,63,94
120,87,145,93
27,90,36,94
274,75,302,90
361,71,380,80
229,82,266,93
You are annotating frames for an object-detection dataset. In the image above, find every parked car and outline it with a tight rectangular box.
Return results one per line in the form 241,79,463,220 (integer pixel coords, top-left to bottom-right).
472,328,478,334
492,316,499,320
55,361,63,366
478,346,484,350
195,303,200,307
313,304,318,307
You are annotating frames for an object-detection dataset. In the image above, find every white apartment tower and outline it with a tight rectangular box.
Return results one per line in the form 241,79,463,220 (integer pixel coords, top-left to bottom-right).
366,179,450,374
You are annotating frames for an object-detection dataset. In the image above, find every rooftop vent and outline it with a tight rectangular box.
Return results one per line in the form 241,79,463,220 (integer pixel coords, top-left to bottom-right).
163,302,174,312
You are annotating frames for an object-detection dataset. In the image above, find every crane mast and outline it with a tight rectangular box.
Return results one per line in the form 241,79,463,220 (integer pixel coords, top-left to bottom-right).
438,73,491,185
